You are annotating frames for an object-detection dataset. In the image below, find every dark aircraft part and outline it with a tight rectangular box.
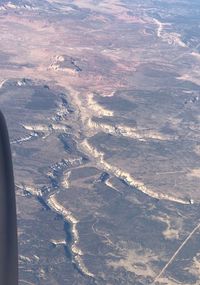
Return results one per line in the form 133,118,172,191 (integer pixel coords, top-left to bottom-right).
0,111,18,285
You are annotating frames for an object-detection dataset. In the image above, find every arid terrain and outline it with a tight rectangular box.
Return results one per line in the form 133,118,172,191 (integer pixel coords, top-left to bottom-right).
0,0,200,284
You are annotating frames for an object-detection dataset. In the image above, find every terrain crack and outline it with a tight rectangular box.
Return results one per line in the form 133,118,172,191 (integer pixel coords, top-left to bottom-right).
81,139,190,205
47,194,95,278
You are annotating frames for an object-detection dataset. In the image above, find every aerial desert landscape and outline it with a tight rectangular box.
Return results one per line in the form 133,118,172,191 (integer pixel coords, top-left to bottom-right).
0,0,200,284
